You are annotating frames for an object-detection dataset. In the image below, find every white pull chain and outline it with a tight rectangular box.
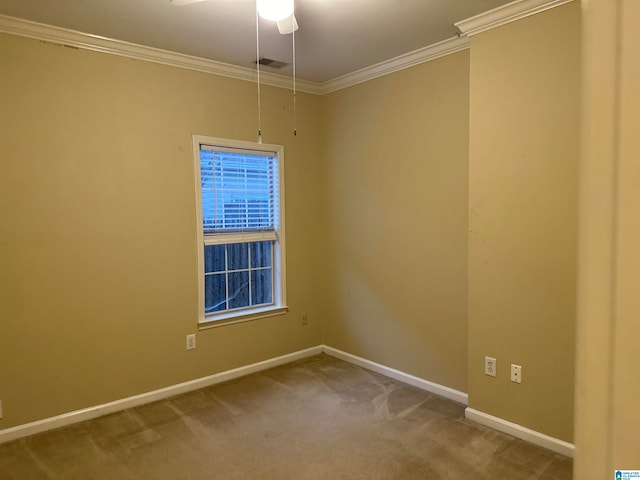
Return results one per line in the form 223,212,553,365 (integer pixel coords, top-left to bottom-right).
256,4,263,144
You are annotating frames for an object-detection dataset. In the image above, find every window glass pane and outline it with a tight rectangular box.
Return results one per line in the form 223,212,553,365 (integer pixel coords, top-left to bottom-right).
251,268,273,306
200,150,278,233
227,243,249,270
205,273,227,312
228,271,250,309
204,245,226,273
250,241,272,268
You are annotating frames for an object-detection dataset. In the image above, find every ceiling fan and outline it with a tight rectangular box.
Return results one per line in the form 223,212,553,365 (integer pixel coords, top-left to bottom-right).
170,0,299,34
171,0,301,142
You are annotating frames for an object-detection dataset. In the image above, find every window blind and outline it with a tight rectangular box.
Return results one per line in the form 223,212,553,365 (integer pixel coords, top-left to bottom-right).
200,146,279,234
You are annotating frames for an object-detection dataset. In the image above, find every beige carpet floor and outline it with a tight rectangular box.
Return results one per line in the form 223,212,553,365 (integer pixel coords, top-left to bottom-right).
0,354,572,479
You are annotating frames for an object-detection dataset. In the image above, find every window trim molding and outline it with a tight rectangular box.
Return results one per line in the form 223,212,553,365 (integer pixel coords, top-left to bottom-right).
192,135,287,327
197,305,289,330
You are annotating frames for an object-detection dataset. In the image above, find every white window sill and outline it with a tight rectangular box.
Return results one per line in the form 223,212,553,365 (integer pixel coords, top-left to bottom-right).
198,305,289,330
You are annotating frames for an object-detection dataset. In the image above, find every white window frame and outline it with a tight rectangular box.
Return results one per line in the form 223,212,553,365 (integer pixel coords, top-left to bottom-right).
193,135,287,328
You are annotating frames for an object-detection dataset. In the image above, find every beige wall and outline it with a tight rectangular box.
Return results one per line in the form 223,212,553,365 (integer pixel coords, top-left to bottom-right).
575,0,640,476
1,3,584,444
467,2,580,442
0,33,324,429
606,0,640,465
321,53,470,392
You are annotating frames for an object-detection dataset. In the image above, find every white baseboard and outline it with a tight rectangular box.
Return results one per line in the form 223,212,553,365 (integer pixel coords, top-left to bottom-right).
331,347,574,458
0,345,323,445
465,407,574,458
4,343,571,460
322,345,469,405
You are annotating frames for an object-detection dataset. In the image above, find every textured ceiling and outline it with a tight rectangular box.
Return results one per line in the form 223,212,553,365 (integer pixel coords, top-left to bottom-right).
0,0,514,83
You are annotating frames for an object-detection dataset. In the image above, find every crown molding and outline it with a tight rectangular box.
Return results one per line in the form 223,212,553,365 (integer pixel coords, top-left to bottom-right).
455,0,574,37
317,36,470,95
0,14,321,95
2,1,565,97
0,14,470,96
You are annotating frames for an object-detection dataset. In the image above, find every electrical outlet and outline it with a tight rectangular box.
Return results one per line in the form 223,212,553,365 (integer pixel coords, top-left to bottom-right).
186,334,196,351
301,313,309,326
511,364,522,383
484,356,497,377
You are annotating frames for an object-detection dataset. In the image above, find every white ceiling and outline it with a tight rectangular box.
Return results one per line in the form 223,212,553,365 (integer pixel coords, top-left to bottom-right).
0,0,513,83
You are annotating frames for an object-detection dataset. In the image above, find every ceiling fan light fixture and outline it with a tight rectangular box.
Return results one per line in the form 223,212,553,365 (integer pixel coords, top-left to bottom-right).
256,0,294,22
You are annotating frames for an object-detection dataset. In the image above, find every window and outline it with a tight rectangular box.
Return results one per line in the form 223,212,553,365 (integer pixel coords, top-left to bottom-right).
193,136,286,326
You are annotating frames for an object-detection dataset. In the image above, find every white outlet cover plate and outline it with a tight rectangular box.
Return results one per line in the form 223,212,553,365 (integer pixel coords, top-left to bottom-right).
186,334,196,350
511,364,522,383
485,356,497,377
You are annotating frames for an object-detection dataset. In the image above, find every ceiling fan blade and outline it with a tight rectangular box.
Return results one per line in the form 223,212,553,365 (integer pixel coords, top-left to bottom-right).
276,14,299,34
170,0,207,6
